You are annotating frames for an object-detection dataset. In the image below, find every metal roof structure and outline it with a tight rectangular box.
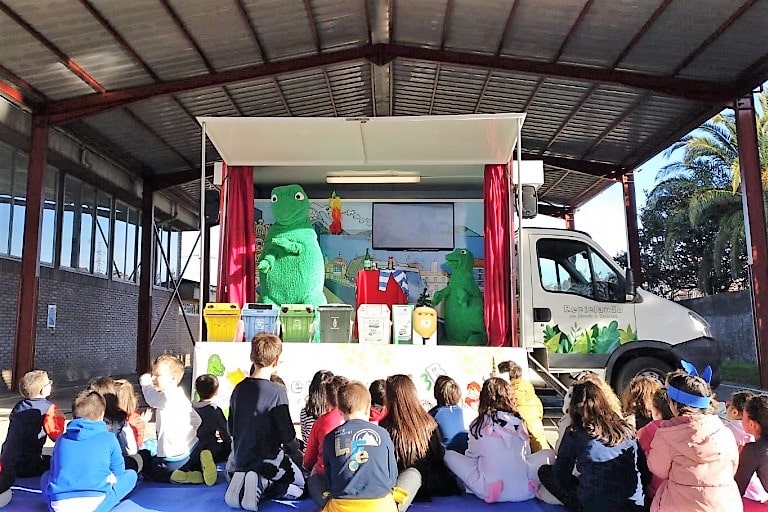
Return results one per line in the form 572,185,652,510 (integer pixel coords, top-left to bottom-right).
1,0,767,215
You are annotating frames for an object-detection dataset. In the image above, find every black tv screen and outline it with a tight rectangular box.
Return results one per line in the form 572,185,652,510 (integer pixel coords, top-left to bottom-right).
372,202,455,251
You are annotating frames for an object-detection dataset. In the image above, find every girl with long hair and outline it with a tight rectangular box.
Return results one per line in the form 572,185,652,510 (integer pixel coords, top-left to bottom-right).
648,368,741,512
622,375,662,430
300,370,334,443
380,374,460,500
539,377,648,512
444,377,554,503
88,376,143,472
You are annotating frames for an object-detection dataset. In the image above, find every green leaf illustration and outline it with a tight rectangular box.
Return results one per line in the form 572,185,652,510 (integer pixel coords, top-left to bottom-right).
593,320,620,354
619,324,638,344
543,324,563,353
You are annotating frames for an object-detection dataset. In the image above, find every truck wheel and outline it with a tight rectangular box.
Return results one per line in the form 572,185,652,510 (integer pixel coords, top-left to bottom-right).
615,357,672,393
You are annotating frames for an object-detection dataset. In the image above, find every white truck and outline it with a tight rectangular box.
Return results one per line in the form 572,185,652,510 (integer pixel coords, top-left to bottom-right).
194,114,720,418
519,226,719,392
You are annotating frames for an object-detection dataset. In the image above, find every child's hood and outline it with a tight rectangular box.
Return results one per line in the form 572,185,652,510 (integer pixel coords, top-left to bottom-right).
63,418,109,440
658,414,730,463
482,411,528,448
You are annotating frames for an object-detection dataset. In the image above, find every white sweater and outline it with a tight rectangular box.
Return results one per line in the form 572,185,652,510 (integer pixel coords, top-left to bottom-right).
140,376,201,459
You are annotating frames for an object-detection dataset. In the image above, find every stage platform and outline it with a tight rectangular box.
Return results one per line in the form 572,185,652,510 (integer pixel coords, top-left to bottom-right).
8,476,565,512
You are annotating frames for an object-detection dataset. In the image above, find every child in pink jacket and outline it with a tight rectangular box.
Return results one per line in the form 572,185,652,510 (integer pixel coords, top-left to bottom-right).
648,364,742,512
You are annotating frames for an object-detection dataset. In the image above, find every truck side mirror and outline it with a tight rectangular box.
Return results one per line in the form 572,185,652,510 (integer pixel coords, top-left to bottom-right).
625,267,636,301
520,185,538,219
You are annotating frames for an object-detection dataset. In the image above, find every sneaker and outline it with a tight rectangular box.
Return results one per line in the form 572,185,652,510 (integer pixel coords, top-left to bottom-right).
170,470,204,484
200,449,217,486
241,471,268,511
225,472,246,509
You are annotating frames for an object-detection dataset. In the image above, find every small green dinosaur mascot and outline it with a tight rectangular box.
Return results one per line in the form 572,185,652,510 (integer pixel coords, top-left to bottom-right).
432,248,487,346
258,184,327,311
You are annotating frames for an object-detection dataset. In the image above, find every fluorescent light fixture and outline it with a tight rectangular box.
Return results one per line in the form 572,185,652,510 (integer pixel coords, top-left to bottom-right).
326,171,421,184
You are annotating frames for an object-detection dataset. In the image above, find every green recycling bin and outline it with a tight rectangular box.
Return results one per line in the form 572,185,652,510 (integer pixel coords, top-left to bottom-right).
278,304,315,342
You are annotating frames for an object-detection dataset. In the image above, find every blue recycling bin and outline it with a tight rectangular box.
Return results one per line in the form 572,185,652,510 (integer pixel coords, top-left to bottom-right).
241,303,279,341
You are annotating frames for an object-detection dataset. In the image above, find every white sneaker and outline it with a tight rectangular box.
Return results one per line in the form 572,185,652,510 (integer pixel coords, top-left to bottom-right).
241,471,269,511
225,472,246,509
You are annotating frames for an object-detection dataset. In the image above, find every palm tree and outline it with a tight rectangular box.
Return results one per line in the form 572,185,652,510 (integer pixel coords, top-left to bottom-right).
644,91,768,294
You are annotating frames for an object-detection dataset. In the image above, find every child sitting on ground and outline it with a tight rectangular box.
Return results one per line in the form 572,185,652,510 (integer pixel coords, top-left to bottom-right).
445,377,553,503
499,361,551,452
193,374,232,483
728,391,758,449
115,379,148,450
428,375,468,454
140,354,207,485
622,375,662,430
88,377,142,472
369,379,388,423
42,389,137,512
648,364,741,512
322,381,420,512
734,393,768,509
636,388,674,500
0,370,64,478
301,370,334,444
305,375,349,506
539,375,649,512
226,333,305,511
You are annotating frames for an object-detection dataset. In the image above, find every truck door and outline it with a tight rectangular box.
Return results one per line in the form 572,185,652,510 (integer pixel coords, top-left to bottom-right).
529,234,637,372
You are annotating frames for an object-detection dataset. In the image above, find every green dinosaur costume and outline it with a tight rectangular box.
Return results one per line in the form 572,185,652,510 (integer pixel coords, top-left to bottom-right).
258,184,327,310
432,248,487,346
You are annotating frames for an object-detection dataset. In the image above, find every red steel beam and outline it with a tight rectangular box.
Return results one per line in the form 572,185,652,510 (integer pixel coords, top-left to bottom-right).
735,94,768,388
12,115,48,390
0,2,105,93
382,44,736,103
47,44,738,125
564,209,575,230
137,181,154,374
47,45,376,124
622,171,642,284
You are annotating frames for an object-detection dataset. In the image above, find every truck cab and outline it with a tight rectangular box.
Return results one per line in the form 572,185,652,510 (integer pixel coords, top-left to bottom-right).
520,227,720,391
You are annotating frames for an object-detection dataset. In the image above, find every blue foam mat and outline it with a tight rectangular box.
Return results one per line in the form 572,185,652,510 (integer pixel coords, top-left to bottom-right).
8,477,564,512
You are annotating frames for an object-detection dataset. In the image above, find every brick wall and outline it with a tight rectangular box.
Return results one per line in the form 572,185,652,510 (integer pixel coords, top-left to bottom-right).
0,258,198,389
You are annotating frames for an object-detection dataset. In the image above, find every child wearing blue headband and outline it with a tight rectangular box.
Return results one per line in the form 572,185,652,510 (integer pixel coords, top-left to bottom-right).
647,364,742,512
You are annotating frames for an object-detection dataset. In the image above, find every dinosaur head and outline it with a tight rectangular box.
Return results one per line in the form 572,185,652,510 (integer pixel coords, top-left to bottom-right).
270,184,310,226
444,248,474,273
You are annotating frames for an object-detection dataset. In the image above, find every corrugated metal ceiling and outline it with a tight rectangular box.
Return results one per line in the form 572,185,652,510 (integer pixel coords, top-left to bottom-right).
0,0,766,216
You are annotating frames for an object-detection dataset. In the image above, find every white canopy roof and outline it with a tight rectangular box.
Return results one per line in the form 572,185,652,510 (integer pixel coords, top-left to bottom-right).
197,113,526,167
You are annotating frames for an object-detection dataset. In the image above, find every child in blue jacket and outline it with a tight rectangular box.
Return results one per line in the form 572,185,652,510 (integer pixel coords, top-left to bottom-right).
42,389,137,512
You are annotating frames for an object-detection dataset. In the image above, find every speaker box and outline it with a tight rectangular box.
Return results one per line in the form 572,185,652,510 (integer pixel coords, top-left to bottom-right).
521,185,538,219
204,189,220,226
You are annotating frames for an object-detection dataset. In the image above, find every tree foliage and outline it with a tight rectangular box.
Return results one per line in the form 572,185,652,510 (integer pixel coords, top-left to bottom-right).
637,92,768,296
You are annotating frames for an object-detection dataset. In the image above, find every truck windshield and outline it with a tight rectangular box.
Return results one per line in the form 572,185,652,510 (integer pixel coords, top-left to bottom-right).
536,238,624,303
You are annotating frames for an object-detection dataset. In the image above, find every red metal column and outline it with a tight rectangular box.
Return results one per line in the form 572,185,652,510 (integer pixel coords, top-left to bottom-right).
735,94,768,388
12,115,48,389
564,209,575,230
136,183,154,374
622,171,642,285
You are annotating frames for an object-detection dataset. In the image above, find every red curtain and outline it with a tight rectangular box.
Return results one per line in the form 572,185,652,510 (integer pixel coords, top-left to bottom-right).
483,163,515,347
216,164,255,308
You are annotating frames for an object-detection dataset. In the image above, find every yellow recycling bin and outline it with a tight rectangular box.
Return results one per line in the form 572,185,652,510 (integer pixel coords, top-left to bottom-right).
203,303,241,342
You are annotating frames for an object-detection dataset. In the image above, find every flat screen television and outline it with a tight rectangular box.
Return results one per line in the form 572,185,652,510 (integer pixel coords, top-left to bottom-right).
372,202,455,251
